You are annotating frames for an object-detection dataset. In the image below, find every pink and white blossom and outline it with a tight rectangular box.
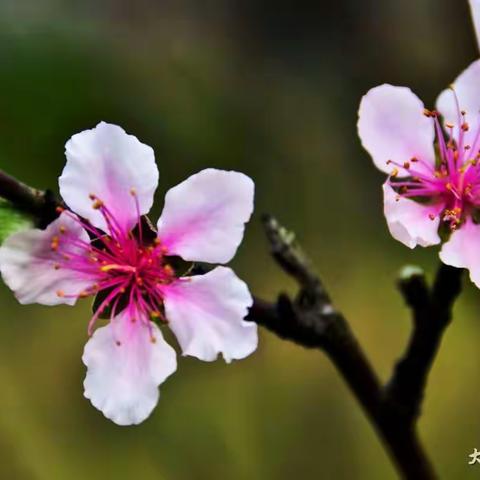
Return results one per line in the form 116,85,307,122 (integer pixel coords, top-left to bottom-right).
0,122,257,425
357,1,480,287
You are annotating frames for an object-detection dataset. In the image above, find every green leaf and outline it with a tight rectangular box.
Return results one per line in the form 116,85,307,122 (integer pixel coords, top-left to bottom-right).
0,199,34,244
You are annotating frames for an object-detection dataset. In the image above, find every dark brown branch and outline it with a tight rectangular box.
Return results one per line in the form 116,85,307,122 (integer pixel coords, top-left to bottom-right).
0,170,59,227
246,215,465,480
384,263,463,422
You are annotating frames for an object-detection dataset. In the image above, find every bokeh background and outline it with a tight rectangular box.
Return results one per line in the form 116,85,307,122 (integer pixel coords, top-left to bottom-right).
0,0,479,478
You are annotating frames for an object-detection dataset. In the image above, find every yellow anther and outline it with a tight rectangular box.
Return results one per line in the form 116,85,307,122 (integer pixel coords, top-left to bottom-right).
391,168,399,178
92,199,104,210
50,236,60,251
59,225,67,234
100,264,120,272
445,122,454,129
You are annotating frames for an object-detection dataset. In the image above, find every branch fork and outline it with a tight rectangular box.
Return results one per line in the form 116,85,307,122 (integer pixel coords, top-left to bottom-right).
247,215,463,480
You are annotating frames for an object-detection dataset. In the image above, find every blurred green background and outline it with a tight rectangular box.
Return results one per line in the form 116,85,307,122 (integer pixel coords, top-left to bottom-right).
0,0,479,478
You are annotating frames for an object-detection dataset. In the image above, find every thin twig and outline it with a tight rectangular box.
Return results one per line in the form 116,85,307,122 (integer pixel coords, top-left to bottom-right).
384,263,463,422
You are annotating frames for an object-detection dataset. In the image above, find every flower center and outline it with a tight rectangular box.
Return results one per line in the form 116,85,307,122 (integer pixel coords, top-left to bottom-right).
51,190,178,341
388,103,480,230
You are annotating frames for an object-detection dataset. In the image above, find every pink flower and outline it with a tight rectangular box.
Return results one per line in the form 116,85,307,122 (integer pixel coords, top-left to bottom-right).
0,122,257,425
357,2,480,287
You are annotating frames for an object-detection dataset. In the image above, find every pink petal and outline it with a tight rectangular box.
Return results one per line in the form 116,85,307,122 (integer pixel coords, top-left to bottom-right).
83,312,177,426
59,122,158,233
0,212,95,305
383,183,442,249
436,60,480,147
440,218,480,287
157,169,254,264
161,266,257,363
470,0,480,51
358,84,435,176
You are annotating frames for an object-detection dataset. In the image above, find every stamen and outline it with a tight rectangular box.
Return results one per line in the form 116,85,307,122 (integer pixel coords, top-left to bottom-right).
92,199,104,210
51,236,60,251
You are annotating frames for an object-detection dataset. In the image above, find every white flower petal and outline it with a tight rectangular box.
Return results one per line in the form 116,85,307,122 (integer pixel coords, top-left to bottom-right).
157,169,254,264
440,218,480,288
383,183,442,249
436,60,480,148
470,0,480,51
358,84,435,176
162,266,257,363
59,122,158,233
0,212,94,305
83,314,177,426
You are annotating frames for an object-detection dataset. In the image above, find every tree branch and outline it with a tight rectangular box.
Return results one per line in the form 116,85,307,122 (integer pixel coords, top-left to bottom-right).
246,215,464,480
0,170,59,228
384,263,463,422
